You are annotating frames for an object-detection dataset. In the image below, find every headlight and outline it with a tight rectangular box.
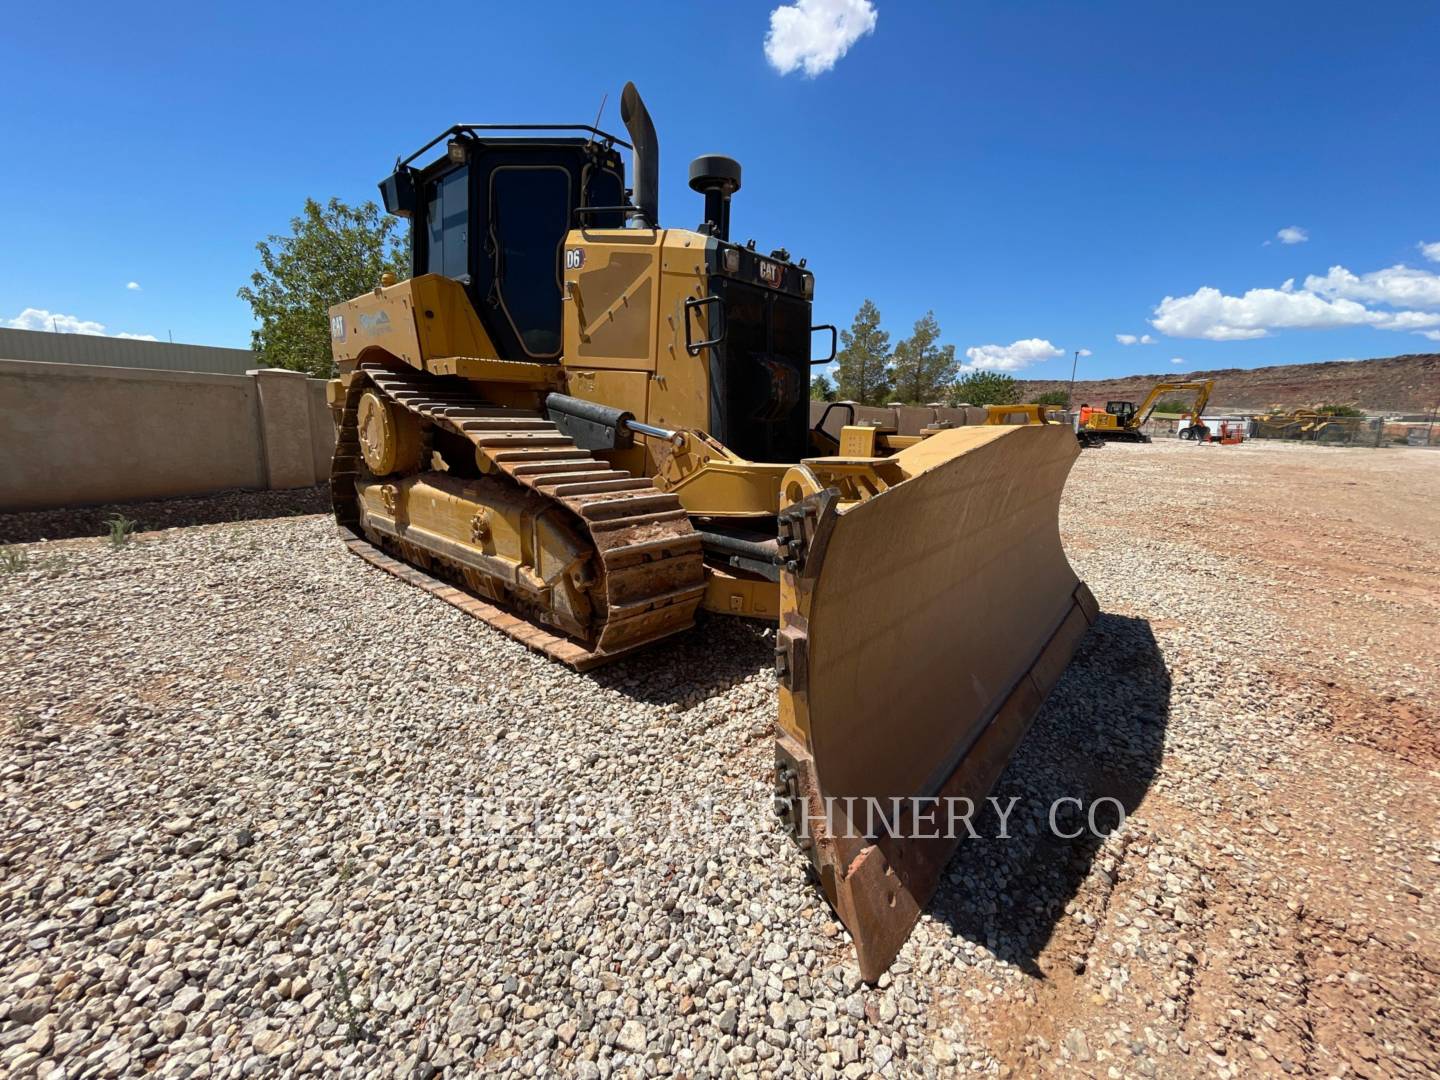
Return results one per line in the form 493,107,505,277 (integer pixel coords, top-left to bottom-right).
723,247,740,274
801,272,814,299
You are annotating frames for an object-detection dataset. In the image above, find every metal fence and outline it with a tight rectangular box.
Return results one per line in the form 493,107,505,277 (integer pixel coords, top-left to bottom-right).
1249,415,1438,447
1133,416,1253,442
1135,414,1435,447
0,327,258,376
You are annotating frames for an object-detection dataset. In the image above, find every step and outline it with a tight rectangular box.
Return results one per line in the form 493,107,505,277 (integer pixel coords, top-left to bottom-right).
458,418,557,433
575,493,684,521
508,459,609,478
530,470,633,488
550,477,655,498
476,435,574,450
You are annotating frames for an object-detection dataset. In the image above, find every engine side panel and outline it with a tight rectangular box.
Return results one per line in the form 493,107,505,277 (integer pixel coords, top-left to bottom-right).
329,275,504,373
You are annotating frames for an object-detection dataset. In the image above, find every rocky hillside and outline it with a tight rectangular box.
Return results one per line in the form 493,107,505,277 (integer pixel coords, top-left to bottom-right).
1019,353,1440,414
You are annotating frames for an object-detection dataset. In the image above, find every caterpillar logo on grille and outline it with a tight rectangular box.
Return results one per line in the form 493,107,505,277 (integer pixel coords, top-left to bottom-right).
758,259,783,287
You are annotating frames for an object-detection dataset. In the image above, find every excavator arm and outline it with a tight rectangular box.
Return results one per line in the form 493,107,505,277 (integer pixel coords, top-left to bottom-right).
1131,380,1215,430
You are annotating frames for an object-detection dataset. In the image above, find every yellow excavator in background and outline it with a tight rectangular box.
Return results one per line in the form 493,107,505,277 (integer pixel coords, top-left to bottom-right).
325,83,1095,980
1079,379,1215,443
1253,405,1363,441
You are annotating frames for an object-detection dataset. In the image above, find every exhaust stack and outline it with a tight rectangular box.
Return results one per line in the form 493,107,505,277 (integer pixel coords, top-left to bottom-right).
619,82,659,228
688,155,742,241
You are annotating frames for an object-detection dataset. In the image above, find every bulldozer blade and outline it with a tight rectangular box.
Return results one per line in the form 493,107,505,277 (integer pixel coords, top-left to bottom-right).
774,424,1097,981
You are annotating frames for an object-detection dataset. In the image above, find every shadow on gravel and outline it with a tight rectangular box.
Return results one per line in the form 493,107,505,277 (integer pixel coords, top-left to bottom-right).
591,615,775,708
0,486,331,544
926,612,1171,976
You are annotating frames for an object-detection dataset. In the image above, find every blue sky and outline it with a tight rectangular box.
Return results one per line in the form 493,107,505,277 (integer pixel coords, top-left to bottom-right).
3,0,1437,382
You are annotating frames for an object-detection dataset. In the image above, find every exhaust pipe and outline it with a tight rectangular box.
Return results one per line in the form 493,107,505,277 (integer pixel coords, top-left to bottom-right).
619,82,659,228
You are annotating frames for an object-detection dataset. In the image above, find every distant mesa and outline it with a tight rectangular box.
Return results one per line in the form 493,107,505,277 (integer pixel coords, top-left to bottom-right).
1019,353,1440,415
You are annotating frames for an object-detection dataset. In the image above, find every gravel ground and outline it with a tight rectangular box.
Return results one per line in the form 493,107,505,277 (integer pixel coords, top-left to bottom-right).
1,440,1436,1079
0,488,330,546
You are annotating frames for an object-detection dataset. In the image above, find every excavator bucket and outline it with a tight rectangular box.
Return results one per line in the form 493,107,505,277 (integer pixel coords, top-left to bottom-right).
774,423,1097,980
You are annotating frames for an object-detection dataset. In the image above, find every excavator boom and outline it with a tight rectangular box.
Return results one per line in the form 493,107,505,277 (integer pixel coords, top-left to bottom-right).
1131,379,1215,430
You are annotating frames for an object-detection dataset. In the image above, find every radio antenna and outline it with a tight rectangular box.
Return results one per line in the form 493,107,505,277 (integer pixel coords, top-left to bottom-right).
589,92,608,145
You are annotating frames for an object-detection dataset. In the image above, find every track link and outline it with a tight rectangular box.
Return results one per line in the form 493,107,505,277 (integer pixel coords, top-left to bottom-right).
332,363,706,669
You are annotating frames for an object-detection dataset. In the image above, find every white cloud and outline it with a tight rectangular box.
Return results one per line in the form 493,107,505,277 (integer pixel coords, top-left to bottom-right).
1150,273,1440,341
1418,330,1440,341
1171,357,1185,365
4,307,157,341
1077,348,1093,357
1115,333,1156,345
1417,242,1440,263
1276,226,1308,245
1152,286,1370,340
1304,263,1440,309
126,281,142,291
7,308,107,335
961,338,1063,373
765,0,877,76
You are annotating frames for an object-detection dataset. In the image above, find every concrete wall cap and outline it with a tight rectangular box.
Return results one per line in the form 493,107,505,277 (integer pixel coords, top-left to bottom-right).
0,358,248,388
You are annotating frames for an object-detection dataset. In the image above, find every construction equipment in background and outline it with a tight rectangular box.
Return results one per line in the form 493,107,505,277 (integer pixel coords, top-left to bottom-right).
809,401,1105,451
1253,405,1364,442
981,403,1107,448
326,82,1095,980
1214,421,1245,445
1079,379,1216,443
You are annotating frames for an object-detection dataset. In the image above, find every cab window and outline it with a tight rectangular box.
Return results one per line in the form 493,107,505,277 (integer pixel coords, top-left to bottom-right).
490,167,571,358
425,167,469,280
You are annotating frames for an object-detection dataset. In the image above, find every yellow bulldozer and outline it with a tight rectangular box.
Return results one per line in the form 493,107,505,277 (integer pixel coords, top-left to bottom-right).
325,83,1095,979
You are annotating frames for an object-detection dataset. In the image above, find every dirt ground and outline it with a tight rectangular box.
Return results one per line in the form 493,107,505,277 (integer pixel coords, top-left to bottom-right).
1013,438,1440,1078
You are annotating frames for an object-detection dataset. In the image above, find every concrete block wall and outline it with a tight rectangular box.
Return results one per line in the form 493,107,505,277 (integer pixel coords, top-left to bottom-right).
0,360,335,512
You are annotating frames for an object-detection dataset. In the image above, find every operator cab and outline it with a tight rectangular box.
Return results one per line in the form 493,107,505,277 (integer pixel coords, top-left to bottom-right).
1106,400,1137,425
376,84,826,467
378,127,628,362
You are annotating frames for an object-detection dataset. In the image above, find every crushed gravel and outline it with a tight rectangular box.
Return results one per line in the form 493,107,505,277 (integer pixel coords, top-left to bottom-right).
1,440,1436,1078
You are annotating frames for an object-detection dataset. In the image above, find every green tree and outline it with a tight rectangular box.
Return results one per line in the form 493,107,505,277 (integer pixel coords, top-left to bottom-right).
833,299,893,405
238,198,411,378
1317,403,1363,417
890,311,958,404
810,373,837,402
1028,389,1070,407
1154,397,1194,414
952,371,1020,406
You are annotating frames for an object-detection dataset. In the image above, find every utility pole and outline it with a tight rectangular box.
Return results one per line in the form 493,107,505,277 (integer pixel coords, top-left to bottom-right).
1067,349,1080,411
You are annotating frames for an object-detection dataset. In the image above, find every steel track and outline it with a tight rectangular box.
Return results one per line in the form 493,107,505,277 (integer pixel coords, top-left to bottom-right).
331,363,706,669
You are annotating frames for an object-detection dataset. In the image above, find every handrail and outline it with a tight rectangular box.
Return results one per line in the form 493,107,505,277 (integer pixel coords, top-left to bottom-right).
399,123,631,169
